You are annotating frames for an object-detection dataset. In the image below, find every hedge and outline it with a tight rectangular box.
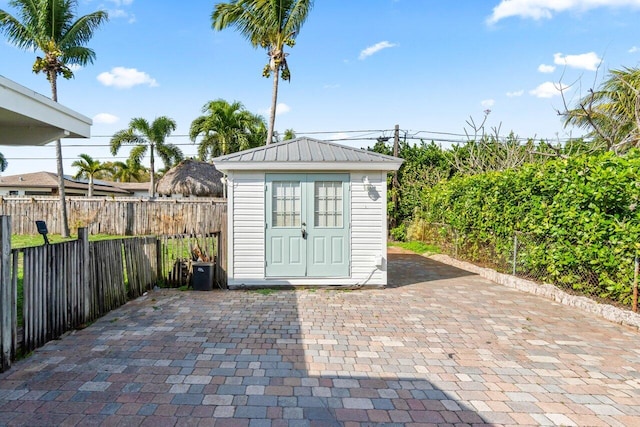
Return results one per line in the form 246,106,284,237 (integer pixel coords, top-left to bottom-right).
418,150,640,306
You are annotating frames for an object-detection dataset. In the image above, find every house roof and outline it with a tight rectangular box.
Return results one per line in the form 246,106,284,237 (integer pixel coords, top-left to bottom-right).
213,137,403,172
0,172,131,194
97,180,150,192
0,75,91,146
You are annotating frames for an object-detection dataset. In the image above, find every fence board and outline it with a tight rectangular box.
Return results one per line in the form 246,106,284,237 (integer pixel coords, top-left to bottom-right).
0,197,227,236
0,217,12,371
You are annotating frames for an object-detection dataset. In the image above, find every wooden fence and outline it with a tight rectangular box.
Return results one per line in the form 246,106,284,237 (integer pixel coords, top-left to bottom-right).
0,196,227,236
1,224,209,372
14,230,160,354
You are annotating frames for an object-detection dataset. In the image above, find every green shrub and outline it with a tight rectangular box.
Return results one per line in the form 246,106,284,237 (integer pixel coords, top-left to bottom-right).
390,223,407,241
416,150,640,306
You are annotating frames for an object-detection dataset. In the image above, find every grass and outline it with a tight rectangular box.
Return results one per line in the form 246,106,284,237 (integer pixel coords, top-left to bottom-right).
11,233,123,248
388,240,440,255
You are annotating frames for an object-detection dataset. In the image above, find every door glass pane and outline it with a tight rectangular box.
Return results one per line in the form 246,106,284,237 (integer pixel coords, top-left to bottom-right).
314,181,342,228
272,181,301,227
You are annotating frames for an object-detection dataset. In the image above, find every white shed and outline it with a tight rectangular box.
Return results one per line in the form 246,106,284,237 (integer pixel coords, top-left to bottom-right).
213,137,403,288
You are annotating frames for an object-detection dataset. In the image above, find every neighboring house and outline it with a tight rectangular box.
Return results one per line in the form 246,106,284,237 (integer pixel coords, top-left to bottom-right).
98,181,150,198
0,172,132,197
213,137,403,288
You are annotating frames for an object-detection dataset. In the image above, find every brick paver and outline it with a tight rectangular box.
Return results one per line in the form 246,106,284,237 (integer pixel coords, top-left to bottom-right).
1,249,639,426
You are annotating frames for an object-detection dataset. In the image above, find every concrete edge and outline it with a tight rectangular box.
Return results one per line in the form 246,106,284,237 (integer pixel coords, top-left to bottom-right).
429,253,640,331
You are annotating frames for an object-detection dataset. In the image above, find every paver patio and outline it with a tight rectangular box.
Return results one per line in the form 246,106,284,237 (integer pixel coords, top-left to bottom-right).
1,249,639,426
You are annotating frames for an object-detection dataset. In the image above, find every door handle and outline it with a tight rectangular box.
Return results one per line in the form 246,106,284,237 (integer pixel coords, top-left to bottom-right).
301,228,307,239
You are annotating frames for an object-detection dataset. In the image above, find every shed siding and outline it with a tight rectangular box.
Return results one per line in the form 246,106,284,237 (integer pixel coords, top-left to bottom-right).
231,172,265,279
350,171,387,285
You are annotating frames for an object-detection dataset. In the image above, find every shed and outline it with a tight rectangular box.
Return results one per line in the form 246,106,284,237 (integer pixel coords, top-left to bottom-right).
213,137,403,288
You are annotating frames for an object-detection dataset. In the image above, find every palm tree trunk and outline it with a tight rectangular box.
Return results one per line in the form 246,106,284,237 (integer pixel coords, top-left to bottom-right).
267,69,280,145
88,175,94,198
50,72,70,237
149,144,155,198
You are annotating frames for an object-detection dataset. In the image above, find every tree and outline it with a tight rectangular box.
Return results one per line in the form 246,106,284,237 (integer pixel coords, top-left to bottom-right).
370,137,453,229
71,154,109,197
106,159,148,183
0,153,7,172
110,117,183,197
212,0,313,145
0,0,108,237
283,128,296,140
562,67,640,154
189,99,267,159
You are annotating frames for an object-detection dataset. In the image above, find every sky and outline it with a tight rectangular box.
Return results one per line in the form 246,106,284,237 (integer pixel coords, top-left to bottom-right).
1,0,640,176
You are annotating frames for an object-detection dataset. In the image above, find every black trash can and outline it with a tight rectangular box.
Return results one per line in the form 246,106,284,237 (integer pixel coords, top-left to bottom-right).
191,262,215,291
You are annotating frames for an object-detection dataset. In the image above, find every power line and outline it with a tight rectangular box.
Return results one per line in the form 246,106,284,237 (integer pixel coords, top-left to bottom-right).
0,128,590,160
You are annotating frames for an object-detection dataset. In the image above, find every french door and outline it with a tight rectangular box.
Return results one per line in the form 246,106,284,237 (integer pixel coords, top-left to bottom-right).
265,173,350,278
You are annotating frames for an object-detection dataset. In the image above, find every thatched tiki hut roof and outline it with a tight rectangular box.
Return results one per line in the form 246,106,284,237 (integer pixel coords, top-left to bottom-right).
156,159,224,197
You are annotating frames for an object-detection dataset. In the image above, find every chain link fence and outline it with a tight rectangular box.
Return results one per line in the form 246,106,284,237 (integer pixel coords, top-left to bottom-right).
409,220,639,311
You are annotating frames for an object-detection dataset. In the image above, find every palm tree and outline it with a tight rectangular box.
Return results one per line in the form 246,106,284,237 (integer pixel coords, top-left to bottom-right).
212,0,313,145
71,154,109,197
189,99,267,159
0,0,108,236
110,116,183,197
283,128,296,140
106,159,148,183
564,67,640,153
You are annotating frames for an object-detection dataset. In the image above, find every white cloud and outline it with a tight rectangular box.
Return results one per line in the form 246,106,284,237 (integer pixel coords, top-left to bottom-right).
529,81,568,98
68,64,83,72
488,0,640,24
97,67,158,89
275,103,291,116
359,41,397,60
109,9,136,23
105,0,135,23
506,90,524,97
553,52,601,71
93,113,119,124
630,46,640,53
481,99,495,108
538,64,556,73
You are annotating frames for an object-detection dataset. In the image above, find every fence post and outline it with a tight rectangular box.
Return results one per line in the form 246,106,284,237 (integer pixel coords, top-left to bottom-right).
78,228,90,323
156,237,163,286
633,255,638,313
0,216,12,372
512,234,518,276
453,228,458,259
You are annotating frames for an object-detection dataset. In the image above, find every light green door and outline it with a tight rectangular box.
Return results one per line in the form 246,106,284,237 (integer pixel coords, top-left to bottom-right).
306,174,350,277
265,173,350,278
265,176,306,277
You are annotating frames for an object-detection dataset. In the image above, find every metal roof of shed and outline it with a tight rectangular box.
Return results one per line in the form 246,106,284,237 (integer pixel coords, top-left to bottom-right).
213,137,403,172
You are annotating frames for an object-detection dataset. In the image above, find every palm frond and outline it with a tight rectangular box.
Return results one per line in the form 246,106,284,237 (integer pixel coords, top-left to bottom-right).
156,143,184,168
128,144,148,164
110,128,144,155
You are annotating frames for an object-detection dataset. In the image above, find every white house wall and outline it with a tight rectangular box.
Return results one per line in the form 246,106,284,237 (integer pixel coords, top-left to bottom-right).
229,172,265,281
228,170,389,287
350,171,387,286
